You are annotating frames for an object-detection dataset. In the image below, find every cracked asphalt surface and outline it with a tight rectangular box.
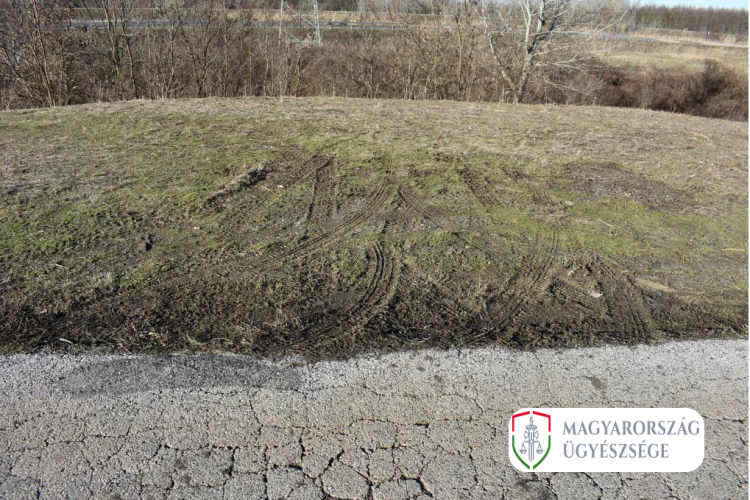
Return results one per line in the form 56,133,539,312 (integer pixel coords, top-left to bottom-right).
1,339,747,499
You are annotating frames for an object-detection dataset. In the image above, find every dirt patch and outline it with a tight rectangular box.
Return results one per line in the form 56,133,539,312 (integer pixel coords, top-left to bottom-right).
4,152,734,360
306,156,340,224
204,161,269,208
564,162,694,211
459,166,504,209
0,99,745,359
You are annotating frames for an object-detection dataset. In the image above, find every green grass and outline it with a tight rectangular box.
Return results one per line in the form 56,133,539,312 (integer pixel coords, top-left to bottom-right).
0,97,746,355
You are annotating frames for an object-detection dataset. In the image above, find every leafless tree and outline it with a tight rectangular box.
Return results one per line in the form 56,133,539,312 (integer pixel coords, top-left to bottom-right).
0,0,79,107
141,0,182,99
476,0,631,103
176,0,224,98
81,0,142,99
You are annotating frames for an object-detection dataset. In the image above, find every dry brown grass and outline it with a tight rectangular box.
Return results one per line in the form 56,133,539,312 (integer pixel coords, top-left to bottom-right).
629,27,748,46
594,61,748,121
0,98,746,355
603,38,748,73
1,3,747,121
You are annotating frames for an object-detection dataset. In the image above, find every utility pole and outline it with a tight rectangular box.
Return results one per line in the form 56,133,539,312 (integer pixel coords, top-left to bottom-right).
278,0,322,45
313,0,321,45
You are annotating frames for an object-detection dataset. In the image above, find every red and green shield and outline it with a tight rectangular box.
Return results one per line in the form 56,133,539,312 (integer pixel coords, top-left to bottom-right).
511,410,552,470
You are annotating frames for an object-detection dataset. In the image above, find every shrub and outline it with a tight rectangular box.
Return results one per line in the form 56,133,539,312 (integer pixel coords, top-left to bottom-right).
596,60,748,121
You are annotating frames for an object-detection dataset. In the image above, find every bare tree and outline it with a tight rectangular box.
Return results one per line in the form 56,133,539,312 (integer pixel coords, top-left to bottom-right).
141,0,182,99
476,0,631,103
81,0,142,99
177,0,221,98
0,0,78,107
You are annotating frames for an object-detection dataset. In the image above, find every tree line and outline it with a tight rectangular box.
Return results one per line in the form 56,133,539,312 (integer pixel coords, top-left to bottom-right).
633,4,747,36
0,0,746,121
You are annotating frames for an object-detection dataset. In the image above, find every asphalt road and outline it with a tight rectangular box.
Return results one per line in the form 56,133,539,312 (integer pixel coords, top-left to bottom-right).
1,339,747,499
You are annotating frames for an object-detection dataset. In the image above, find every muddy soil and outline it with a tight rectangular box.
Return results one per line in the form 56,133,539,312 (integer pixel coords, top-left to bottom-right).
3,152,739,360
1,99,746,359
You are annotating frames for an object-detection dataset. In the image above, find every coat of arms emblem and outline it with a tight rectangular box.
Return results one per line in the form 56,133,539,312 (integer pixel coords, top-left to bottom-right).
510,410,552,470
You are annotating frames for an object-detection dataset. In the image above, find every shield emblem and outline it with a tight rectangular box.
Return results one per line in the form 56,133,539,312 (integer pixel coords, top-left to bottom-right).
510,410,552,470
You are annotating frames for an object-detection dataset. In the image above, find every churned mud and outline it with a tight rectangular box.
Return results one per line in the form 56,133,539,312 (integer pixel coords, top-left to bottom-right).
0,98,746,358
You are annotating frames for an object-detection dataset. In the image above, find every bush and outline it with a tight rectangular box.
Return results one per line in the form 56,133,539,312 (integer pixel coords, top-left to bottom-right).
596,60,748,121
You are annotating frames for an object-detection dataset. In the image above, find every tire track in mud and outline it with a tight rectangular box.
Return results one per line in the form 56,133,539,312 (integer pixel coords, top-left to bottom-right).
475,227,559,341
475,182,562,341
460,167,502,209
548,276,603,315
64,157,393,331
273,183,401,355
279,241,401,356
589,258,655,341
252,160,394,272
397,186,474,248
272,132,366,187
200,153,332,250
561,228,656,341
404,266,473,322
397,186,499,328
160,157,391,279
382,195,475,335
305,156,339,225
459,165,563,338
300,155,339,290
399,183,560,341
209,137,361,215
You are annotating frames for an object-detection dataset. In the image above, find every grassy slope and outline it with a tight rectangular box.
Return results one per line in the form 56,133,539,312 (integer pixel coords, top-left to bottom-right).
0,98,746,356
603,39,748,72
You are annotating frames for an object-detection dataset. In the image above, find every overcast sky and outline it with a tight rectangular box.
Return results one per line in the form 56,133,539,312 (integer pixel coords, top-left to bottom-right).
647,0,748,8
